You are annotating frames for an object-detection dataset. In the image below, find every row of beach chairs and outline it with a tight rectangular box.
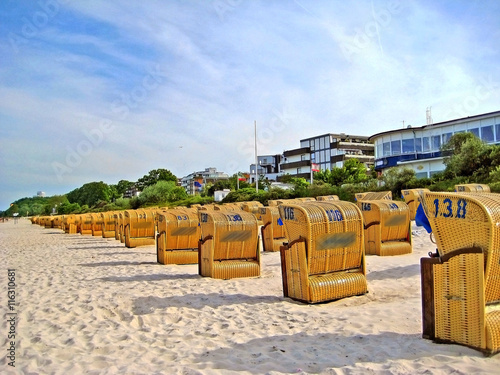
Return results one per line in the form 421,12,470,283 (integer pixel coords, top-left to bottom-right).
30,184,499,354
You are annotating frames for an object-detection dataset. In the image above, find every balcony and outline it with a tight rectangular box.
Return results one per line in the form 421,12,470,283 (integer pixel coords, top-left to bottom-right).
280,160,311,170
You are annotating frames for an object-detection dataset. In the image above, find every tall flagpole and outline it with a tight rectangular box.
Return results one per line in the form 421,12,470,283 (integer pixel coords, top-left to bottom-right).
254,120,258,193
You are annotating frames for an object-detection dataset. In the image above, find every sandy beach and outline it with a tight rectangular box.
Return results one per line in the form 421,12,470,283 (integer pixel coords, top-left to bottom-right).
2,218,500,375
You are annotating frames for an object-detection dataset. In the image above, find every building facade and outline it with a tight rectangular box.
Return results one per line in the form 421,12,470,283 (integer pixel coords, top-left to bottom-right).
181,167,229,195
249,154,283,183
280,133,374,181
369,110,500,178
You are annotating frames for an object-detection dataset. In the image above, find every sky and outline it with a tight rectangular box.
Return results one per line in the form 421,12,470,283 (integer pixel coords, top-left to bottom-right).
1,0,499,210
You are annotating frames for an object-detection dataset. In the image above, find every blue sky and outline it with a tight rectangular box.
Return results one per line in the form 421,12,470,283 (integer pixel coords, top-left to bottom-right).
1,0,499,210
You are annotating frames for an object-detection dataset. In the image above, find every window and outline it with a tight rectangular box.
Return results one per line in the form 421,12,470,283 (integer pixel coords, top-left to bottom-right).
297,168,301,174
391,140,401,155
469,128,479,138
301,154,306,161
496,124,500,141
415,138,422,152
431,135,441,150
320,137,324,149
377,144,383,158
402,139,415,153
423,137,430,152
310,140,315,151
311,153,316,160
442,132,452,145
383,142,390,156
481,126,494,142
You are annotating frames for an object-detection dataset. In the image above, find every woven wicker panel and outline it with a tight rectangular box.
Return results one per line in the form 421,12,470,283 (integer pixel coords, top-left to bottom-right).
434,252,485,349
162,250,198,265
282,240,310,301
455,184,491,192
124,209,156,248
80,214,93,235
421,192,500,303
308,272,368,303
211,260,260,279
355,191,392,201
402,188,430,220
316,195,339,201
379,241,412,256
485,310,500,353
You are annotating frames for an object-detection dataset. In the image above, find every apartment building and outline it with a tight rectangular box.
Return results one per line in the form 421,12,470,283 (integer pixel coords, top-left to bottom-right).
181,167,229,195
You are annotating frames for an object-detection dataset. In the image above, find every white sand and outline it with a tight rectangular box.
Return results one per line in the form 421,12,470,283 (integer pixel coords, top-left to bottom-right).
2,218,500,374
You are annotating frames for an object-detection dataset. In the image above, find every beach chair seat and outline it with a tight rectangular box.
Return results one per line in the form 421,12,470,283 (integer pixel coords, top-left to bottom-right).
420,192,500,355
357,200,412,256
156,209,200,265
124,209,156,248
198,211,260,279
260,206,287,252
278,201,367,303
402,188,430,220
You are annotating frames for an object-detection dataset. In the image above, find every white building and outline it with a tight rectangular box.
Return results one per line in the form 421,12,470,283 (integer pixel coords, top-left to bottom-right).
181,167,229,195
369,110,500,178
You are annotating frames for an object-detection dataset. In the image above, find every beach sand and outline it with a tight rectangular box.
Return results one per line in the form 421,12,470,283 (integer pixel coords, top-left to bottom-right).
2,218,500,374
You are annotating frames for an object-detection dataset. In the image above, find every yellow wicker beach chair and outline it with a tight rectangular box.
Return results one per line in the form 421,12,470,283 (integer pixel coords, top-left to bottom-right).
62,214,78,234
198,210,260,279
454,183,491,192
278,201,368,303
156,209,201,265
100,211,116,238
79,214,93,235
260,206,288,252
123,209,156,248
356,200,412,256
316,195,340,201
420,191,500,355
401,188,430,221
89,213,103,237
355,191,392,201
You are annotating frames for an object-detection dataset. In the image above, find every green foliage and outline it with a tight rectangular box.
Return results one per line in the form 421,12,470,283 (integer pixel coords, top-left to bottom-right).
67,181,114,207
380,167,418,199
138,181,188,206
314,159,369,186
136,169,177,191
113,180,135,197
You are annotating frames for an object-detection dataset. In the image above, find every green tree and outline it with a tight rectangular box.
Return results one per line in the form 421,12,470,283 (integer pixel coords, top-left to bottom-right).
138,181,188,205
136,169,177,191
442,133,491,180
380,167,417,198
67,182,114,207
113,180,135,197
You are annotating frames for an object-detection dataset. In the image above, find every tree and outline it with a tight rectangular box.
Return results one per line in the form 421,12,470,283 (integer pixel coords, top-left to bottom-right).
380,167,417,198
138,181,188,205
136,169,177,191
113,180,134,197
313,159,369,186
442,133,491,180
67,182,114,207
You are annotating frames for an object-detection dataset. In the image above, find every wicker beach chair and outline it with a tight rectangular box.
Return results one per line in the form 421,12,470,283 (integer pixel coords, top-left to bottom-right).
355,191,392,201
156,209,201,265
420,191,500,355
260,206,287,252
454,183,490,192
316,195,340,201
100,211,116,238
278,201,368,303
62,214,78,234
198,210,260,279
123,209,156,248
89,213,103,237
356,200,412,256
79,214,93,235
401,188,430,220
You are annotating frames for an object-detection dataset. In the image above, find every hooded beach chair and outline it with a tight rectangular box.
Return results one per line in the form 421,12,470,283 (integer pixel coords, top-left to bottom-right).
454,183,490,192
79,214,93,235
198,210,260,279
420,191,500,355
355,191,392,201
100,211,116,238
316,195,339,201
62,214,77,234
260,206,287,252
90,213,103,237
156,209,201,265
278,201,368,303
401,188,430,220
123,209,156,248
356,199,412,256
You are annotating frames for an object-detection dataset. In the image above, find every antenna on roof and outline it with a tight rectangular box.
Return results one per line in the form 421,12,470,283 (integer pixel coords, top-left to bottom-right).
426,107,433,125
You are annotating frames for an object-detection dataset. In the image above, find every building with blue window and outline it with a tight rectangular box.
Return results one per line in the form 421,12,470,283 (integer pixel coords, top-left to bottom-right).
369,110,500,178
